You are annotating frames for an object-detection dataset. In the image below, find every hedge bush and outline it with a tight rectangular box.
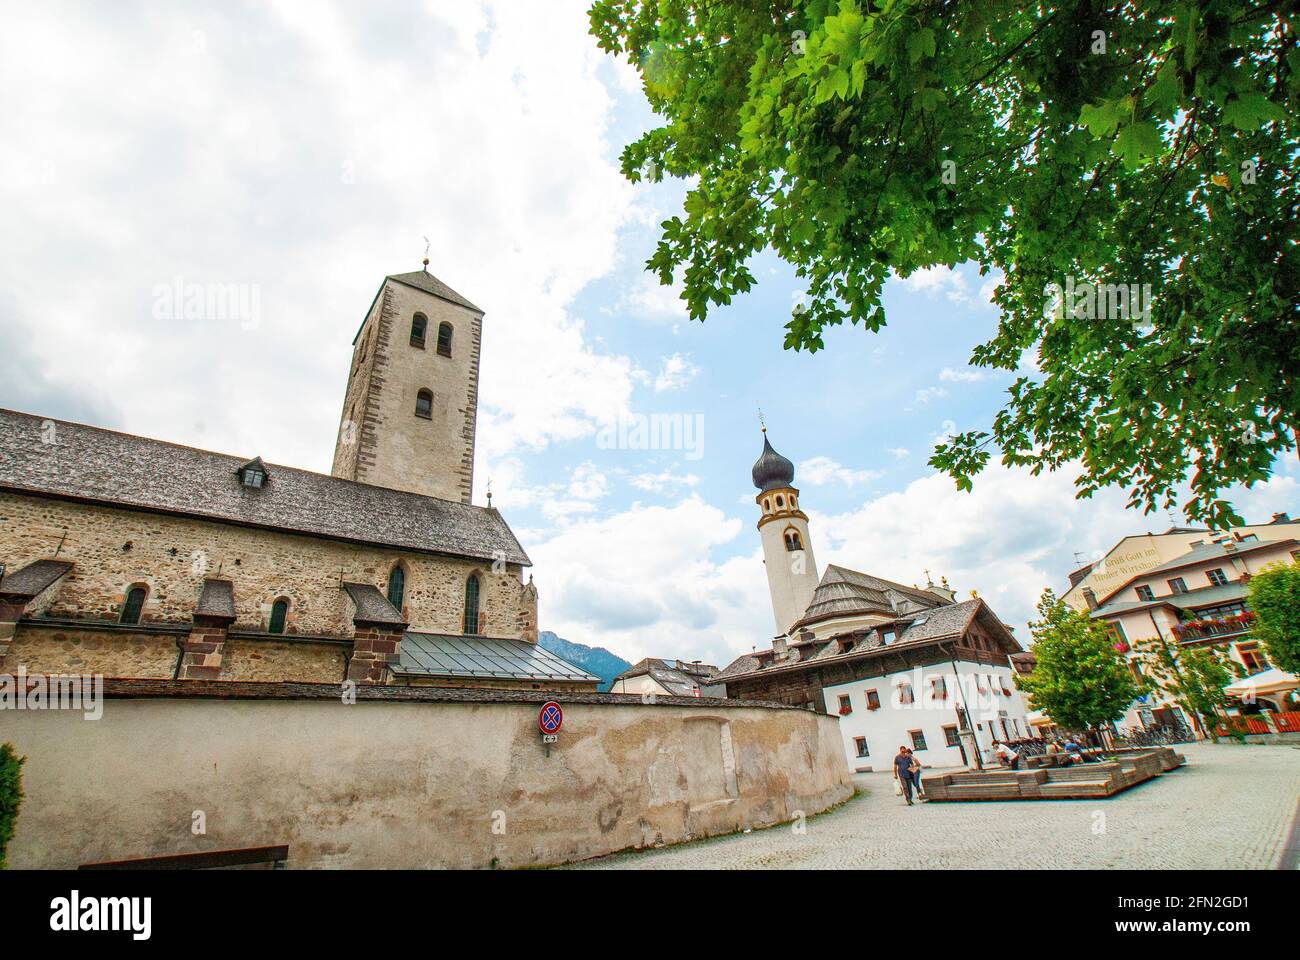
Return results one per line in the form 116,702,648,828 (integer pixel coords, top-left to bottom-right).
0,743,24,869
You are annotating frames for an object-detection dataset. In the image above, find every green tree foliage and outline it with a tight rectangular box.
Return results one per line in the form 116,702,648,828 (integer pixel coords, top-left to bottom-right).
0,743,24,870
590,1,1299,526
1246,561,1300,674
1137,637,1241,739
1015,590,1142,731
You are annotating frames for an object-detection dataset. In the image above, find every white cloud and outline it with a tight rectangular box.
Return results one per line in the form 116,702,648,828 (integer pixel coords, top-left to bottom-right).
893,266,971,303
628,470,701,491
913,386,948,405
650,352,699,392
567,461,608,501
798,456,882,487
0,0,644,484
529,498,770,665
886,447,910,459
620,271,688,319
939,366,987,383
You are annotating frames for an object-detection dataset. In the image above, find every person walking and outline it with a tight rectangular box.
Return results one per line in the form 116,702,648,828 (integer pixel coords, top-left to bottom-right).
893,745,915,805
908,750,926,799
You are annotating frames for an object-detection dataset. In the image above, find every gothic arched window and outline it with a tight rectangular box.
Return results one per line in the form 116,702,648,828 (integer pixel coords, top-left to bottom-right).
269,598,289,634
120,586,147,625
387,565,405,612
784,527,803,552
415,389,433,419
463,574,481,635
437,322,453,357
411,313,427,348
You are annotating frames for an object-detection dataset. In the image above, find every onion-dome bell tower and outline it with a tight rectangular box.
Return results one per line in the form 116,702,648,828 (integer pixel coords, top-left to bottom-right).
752,427,819,636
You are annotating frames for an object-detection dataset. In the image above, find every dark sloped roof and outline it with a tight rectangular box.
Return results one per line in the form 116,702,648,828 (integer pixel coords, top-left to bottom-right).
1093,581,1248,619
0,409,529,566
388,270,483,313
396,633,598,683
342,582,408,627
751,435,796,492
0,559,73,601
791,564,945,628
194,578,236,621
613,657,721,695
896,599,982,643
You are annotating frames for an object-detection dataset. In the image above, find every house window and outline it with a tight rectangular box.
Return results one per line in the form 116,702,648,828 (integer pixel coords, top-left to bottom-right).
837,694,852,715
854,737,869,758
1105,622,1127,646
1168,577,1188,595
1237,642,1269,673
1128,659,1145,683
120,586,147,625
387,565,405,611
1135,584,1154,601
1206,567,1228,587
898,682,914,705
410,312,427,348
437,322,453,357
1194,601,1248,620
415,389,433,419
909,730,928,751
931,676,947,700
784,527,803,552
463,574,481,635
865,689,881,711
943,725,960,748
269,598,289,634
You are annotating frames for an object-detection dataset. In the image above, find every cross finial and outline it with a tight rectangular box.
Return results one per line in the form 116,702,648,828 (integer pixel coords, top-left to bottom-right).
924,568,932,584
758,407,766,434
485,477,493,507
422,235,430,270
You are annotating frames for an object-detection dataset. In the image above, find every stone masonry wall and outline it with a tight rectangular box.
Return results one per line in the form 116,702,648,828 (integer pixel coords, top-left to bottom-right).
1,491,533,641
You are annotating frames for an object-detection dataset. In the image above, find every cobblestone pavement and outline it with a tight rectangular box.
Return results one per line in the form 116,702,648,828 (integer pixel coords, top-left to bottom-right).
568,743,1300,870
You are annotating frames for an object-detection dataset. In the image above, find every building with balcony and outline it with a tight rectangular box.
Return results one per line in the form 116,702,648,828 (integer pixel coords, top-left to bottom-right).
1084,529,1300,732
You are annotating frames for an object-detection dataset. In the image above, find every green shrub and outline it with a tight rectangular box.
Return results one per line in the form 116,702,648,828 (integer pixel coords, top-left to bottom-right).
0,743,24,869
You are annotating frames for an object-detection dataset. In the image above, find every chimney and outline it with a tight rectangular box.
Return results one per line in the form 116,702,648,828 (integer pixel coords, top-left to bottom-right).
1082,587,1099,611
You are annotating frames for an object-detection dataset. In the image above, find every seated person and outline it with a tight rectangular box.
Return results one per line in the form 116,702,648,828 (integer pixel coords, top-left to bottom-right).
993,740,1021,770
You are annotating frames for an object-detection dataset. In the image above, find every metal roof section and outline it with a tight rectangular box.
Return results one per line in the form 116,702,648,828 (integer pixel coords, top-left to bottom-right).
396,633,600,683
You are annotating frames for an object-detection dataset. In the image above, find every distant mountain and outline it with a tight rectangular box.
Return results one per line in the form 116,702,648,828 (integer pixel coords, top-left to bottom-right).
538,630,631,693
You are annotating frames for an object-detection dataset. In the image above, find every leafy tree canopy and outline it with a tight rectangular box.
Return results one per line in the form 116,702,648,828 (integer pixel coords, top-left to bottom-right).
1015,589,1142,729
590,0,1299,526
1246,561,1300,674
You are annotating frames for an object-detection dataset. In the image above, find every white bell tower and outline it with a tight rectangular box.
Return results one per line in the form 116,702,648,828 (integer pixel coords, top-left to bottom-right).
752,430,819,636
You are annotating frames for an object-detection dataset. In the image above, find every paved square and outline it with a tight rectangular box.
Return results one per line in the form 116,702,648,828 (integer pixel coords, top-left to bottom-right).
568,743,1300,869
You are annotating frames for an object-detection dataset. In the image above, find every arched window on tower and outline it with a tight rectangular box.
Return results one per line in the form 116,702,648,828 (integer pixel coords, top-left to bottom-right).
410,313,427,348
437,322,453,357
463,573,481,635
387,565,405,612
775,495,785,508
269,598,289,634
120,585,148,625
415,389,433,419
784,527,803,552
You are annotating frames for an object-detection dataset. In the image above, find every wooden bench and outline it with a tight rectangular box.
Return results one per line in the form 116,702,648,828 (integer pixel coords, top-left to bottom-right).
79,844,289,870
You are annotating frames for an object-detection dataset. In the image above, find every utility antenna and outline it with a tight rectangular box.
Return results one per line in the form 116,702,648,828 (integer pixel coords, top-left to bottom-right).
1073,551,1086,565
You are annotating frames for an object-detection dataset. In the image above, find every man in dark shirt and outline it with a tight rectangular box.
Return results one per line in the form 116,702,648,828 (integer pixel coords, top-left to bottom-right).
893,746,915,805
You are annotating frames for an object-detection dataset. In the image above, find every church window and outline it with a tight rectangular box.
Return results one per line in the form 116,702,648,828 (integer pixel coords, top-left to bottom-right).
387,565,405,611
410,313,427,348
415,389,433,419
120,586,147,625
437,322,453,357
783,527,803,552
269,598,289,634
763,498,771,512
463,574,481,635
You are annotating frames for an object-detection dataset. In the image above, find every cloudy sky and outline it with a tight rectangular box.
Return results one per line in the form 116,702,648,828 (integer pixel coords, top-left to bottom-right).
2,0,1295,667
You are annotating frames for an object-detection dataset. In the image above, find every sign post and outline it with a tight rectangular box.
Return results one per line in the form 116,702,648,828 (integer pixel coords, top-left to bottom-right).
538,701,563,755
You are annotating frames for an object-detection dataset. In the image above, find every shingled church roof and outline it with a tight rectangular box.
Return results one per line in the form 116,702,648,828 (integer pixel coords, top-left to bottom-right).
0,409,529,566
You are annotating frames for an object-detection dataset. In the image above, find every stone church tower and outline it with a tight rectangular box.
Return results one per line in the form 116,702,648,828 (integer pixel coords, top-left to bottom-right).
752,431,820,636
332,267,482,503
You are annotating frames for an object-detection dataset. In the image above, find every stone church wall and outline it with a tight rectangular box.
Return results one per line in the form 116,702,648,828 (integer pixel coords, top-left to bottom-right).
6,682,854,869
1,492,533,643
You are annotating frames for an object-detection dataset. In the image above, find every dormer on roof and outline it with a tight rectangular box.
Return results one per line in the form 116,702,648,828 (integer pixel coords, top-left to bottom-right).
236,457,269,489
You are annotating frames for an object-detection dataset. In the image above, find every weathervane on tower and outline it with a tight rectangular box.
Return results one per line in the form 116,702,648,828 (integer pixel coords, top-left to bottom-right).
422,235,430,270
